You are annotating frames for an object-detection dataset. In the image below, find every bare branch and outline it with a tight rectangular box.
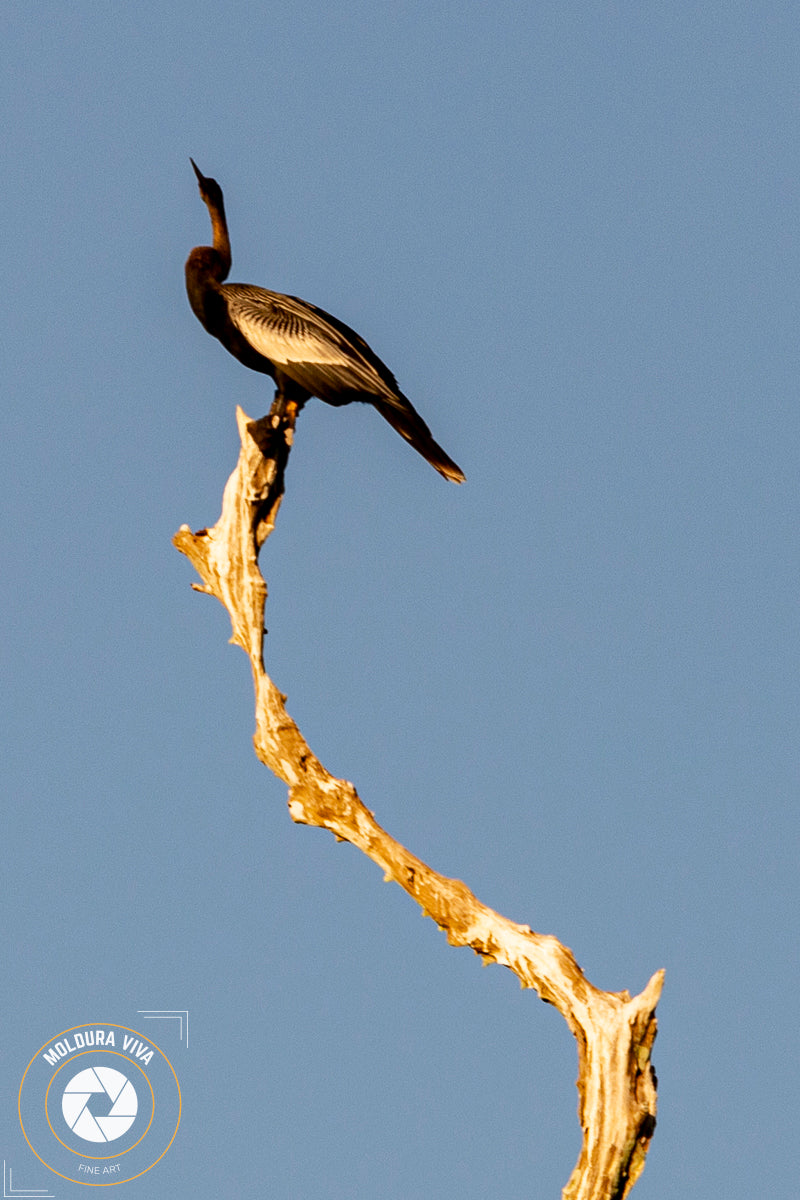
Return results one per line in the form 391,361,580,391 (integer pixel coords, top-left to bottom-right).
174,403,663,1200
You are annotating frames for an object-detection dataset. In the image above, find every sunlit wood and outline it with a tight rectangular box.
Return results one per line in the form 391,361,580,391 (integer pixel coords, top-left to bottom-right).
174,399,662,1200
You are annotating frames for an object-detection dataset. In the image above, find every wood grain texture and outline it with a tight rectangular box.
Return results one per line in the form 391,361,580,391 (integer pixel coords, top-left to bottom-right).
174,398,663,1200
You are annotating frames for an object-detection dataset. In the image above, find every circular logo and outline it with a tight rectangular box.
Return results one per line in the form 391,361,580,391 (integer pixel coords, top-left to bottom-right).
62,1067,138,1143
18,1024,180,1186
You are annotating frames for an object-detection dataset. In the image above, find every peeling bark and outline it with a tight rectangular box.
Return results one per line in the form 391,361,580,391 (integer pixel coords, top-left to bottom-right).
174,397,663,1200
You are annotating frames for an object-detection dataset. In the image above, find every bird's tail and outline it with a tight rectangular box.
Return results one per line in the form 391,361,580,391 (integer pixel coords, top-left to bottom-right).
373,397,466,483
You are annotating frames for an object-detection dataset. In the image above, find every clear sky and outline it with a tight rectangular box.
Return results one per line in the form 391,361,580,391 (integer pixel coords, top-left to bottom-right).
2,3,799,1197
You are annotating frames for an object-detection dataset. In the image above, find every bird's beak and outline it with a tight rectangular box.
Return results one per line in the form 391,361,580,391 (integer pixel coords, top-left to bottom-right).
190,158,206,185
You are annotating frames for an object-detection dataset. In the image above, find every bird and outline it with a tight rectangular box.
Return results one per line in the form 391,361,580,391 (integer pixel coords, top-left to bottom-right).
185,161,465,483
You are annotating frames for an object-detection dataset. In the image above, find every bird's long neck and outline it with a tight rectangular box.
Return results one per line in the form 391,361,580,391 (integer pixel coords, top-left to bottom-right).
205,196,232,280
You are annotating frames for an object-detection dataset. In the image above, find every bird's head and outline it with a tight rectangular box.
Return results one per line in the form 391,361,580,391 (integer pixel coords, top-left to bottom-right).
190,159,225,214
188,159,231,278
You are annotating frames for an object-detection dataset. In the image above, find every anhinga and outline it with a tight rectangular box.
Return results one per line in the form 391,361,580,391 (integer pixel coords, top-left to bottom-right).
185,161,465,483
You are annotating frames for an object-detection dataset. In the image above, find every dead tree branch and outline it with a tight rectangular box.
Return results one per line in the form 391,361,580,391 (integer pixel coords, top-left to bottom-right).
173,400,663,1200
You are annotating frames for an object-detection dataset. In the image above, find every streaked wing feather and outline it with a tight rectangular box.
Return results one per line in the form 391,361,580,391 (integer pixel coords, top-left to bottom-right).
221,284,398,398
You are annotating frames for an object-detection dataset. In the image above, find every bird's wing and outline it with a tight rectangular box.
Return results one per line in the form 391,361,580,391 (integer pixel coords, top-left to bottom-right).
221,284,400,399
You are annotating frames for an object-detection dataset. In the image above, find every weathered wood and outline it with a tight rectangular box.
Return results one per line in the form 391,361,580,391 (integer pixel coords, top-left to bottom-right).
174,398,663,1200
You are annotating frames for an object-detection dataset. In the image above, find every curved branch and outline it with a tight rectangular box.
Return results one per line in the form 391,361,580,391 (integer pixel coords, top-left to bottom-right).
173,401,663,1200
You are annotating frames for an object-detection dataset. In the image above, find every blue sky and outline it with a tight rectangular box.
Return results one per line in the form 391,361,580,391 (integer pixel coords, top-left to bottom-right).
2,3,799,1197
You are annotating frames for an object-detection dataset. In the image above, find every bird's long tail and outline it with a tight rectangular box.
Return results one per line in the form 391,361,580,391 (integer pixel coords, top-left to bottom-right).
373,397,466,483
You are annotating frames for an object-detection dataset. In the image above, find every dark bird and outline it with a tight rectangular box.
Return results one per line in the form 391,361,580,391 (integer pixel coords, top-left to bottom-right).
185,161,465,483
